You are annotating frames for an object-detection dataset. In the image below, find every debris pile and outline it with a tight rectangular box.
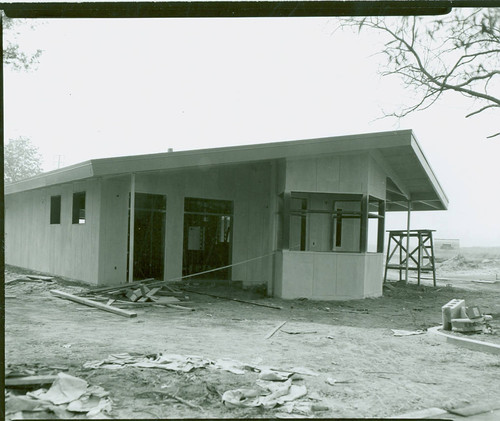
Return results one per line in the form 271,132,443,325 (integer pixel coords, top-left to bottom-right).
82,279,189,305
442,299,494,334
438,255,478,270
82,352,324,416
47,279,194,318
5,372,112,420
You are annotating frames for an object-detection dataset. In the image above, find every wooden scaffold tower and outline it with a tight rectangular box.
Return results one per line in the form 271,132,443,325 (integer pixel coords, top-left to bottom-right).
383,229,437,286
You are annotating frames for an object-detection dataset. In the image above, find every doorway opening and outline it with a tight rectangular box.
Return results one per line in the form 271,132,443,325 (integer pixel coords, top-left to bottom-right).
127,193,166,281
183,197,233,279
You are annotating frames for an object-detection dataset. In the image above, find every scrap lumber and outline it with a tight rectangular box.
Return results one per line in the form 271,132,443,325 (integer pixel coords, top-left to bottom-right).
265,321,287,339
84,278,155,294
6,375,58,387
6,277,42,284
165,303,195,311
50,290,137,318
26,275,54,281
182,288,282,310
155,296,181,304
146,287,161,297
126,288,143,302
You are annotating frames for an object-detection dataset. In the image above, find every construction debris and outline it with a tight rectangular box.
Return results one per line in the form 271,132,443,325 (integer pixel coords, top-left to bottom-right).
265,321,287,339
222,378,307,409
391,329,426,337
5,372,112,420
76,280,193,313
50,290,137,318
84,353,251,374
26,275,55,281
6,375,59,387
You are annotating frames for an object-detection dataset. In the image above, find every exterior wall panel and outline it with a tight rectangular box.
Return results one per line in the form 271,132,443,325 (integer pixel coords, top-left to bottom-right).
5,179,101,283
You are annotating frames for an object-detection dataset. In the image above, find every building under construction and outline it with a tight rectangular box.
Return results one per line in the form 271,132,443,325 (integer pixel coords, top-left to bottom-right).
4,130,448,300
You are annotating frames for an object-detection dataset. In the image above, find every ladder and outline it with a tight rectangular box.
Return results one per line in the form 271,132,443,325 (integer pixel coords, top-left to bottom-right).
383,230,437,286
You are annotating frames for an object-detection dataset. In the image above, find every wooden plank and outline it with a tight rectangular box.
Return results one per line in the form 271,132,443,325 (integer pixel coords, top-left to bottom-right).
50,290,137,318
6,375,58,387
6,277,42,284
155,296,180,304
165,303,195,311
26,275,54,281
146,287,161,297
265,321,287,339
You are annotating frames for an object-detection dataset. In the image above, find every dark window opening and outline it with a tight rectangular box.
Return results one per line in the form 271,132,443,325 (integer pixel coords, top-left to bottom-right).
283,192,385,253
72,192,86,224
50,195,61,224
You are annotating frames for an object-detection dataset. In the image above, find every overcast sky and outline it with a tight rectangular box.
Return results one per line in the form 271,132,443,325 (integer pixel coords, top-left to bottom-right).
4,13,500,247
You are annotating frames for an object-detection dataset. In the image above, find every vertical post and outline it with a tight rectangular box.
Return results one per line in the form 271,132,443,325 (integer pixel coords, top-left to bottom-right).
359,195,368,253
377,200,385,253
417,231,421,285
267,160,277,297
282,192,291,250
383,232,392,284
429,231,437,287
404,200,411,284
128,173,135,283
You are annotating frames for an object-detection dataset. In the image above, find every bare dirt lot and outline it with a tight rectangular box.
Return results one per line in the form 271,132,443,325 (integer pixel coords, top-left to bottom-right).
4,250,500,419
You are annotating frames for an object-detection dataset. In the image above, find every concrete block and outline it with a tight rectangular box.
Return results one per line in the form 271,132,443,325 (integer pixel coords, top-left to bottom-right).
451,318,484,333
442,299,465,330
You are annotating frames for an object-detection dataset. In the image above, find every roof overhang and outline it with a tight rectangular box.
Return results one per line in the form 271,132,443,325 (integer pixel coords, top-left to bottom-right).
4,130,448,211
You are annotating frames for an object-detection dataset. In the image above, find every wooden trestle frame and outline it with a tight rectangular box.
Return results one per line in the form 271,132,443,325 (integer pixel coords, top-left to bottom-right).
383,229,437,286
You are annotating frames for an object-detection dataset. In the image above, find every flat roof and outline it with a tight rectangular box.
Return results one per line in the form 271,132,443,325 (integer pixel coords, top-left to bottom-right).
4,129,448,211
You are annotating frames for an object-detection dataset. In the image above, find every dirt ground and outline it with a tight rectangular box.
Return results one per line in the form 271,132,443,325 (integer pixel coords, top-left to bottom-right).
4,251,500,419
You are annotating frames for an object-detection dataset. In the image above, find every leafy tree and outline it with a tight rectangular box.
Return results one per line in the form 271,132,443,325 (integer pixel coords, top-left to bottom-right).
4,137,43,183
341,8,500,138
3,15,42,70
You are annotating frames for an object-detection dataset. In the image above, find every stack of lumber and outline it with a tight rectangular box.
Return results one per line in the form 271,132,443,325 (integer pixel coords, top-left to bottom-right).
50,280,194,318
82,280,190,305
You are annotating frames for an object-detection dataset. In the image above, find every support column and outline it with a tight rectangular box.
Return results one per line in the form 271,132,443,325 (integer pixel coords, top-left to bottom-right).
128,173,136,283
404,200,412,284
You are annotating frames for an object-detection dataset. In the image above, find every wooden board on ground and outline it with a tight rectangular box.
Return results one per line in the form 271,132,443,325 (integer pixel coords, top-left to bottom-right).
26,275,54,281
50,290,137,318
155,296,181,304
265,321,287,339
165,303,194,311
6,375,58,387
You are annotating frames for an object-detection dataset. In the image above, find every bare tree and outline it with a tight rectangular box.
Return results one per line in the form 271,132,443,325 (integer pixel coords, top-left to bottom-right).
341,8,500,138
4,137,43,183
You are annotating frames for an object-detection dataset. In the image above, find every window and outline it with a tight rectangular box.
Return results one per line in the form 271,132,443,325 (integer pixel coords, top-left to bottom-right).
50,195,61,224
72,192,86,224
282,192,385,253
